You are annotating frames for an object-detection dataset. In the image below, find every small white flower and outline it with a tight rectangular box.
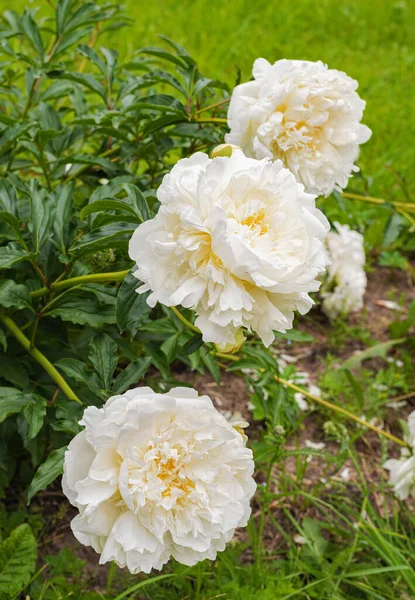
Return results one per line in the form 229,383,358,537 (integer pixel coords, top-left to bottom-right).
321,222,366,319
129,150,329,347
62,386,256,574
305,440,326,450
293,534,307,545
226,59,371,197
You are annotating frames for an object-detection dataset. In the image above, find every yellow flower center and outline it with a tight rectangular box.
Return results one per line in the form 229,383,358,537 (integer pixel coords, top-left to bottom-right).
241,208,268,235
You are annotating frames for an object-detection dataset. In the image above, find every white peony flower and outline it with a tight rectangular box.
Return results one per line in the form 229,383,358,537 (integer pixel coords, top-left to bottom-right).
321,222,366,320
62,386,256,574
384,412,415,500
226,58,371,197
129,150,330,347
384,452,415,500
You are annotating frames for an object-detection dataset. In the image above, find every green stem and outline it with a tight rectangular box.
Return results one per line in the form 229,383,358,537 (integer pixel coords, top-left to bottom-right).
340,192,415,213
0,314,81,403
193,117,228,124
193,98,230,115
30,269,130,298
170,306,200,333
213,353,408,448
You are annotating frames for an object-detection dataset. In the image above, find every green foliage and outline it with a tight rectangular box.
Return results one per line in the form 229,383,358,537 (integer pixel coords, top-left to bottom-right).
0,0,229,501
0,1,413,599
0,524,37,597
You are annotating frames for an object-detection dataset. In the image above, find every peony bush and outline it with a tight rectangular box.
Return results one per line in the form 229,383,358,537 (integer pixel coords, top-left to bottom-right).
0,0,413,593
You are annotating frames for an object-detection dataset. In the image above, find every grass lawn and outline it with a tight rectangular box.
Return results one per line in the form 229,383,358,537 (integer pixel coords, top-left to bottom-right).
3,0,415,197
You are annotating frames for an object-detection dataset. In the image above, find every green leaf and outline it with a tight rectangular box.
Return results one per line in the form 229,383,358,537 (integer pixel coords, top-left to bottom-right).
342,338,407,369
30,187,55,253
0,355,29,389
0,330,6,353
201,351,221,386
27,446,66,503
138,46,190,69
54,183,74,253
0,211,20,237
0,279,32,310
123,184,152,221
161,333,179,362
112,358,151,394
116,272,151,337
56,0,71,36
343,369,364,410
45,294,116,326
77,43,106,74
57,72,106,101
0,524,37,596
89,332,118,390
80,198,140,221
55,358,103,397
383,212,405,248
24,395,47,439
69,222,135,257
0,179,17,215
0,387,33,423
0,279,33,310
180,333,204,356
21,10,44,57
0,243,28,269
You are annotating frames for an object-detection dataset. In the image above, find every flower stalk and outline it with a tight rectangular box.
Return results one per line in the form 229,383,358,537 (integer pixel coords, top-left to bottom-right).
340,192,415,214
0,314,82,404
30,270,130,299
213,353,408,447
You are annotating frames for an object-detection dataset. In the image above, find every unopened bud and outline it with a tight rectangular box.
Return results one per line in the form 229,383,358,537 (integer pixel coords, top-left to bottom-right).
210,144,241,159
215,328,246,354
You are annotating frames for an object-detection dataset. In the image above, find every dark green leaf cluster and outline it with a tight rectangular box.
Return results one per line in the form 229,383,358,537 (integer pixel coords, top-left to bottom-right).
0,0,231,506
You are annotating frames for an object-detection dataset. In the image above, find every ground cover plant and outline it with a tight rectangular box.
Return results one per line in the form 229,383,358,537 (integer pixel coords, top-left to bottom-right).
0,1,414,599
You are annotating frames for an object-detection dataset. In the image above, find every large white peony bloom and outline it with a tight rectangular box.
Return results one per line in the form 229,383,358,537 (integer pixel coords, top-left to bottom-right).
226,59,371,197
129,150,330,347
62,386,256,574
321,222,366,320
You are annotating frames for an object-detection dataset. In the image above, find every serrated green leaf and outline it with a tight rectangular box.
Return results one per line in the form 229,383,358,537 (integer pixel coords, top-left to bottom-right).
0,243,28,269
30,187,55,253
80,198,139,220
69,222,135,257
55,358,103,396
21,10,44,57
57,72,106,101
89,332,118,390
24,395,47,439
112,357,151,394
56,0,71,36
54,183,74,253
27,446,66,503
0,387,33,423
0,354,29,389
116,271,151,337
0,524,37,596
0,179,17,215
0,279,32,310
123,184,152,221
45,294,116,326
